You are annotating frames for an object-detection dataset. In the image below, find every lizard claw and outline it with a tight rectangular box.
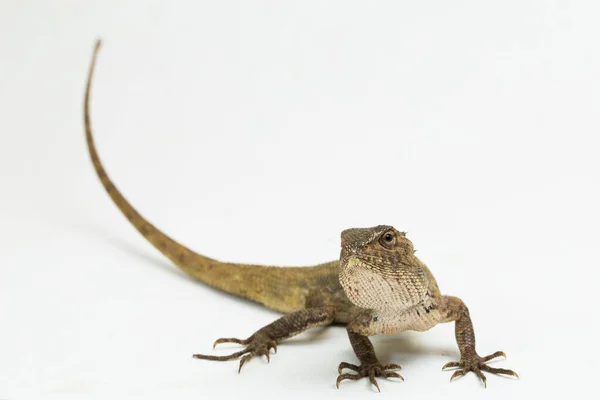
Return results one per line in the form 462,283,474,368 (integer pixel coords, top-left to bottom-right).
442,361,460,370
443,350,518,388
338,362,359,374
238,354,252,373
193,332,278,372
336,362,403,392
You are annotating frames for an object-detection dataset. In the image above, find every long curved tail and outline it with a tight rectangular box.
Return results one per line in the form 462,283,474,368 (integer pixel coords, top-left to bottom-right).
84,40,335,313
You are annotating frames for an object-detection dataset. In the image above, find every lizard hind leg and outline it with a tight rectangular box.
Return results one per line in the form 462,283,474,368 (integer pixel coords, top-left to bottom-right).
193,307,335,373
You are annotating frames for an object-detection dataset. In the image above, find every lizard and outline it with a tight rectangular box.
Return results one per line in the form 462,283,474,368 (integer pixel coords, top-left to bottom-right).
83,40,518,391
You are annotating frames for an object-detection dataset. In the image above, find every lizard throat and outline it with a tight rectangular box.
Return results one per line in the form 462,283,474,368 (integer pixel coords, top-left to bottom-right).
339,256,429,310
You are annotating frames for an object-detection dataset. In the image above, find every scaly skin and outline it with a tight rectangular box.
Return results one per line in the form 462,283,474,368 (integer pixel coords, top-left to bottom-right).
84,40,517,390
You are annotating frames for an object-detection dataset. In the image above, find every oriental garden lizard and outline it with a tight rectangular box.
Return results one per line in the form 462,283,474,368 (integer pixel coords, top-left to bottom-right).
83,40,518,391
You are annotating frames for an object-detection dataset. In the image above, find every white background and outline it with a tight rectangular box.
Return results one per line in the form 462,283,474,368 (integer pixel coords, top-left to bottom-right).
1,1,599,399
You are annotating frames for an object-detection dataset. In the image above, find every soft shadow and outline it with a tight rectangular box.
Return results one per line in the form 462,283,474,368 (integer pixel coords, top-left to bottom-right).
103,235,191,279
373,334,457,364
333,333,458,366
100,234,262,307
286,326,342,345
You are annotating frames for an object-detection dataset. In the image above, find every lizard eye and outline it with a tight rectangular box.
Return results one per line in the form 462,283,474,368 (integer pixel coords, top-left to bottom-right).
379,232,396,248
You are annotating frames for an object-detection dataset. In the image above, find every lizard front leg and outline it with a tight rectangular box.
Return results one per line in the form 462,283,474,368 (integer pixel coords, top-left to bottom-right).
440,296,518,387
336,328,402,392
193,307,334,372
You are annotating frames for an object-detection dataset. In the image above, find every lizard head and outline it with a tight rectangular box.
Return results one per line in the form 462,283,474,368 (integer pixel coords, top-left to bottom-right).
338,225,430,310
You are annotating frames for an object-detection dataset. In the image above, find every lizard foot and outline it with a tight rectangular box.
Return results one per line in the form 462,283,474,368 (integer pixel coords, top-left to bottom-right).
193,332,277,373
336,362,403,392
442,351,519,387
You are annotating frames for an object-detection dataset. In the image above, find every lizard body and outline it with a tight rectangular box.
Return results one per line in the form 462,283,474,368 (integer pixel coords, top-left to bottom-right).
84,40,517,390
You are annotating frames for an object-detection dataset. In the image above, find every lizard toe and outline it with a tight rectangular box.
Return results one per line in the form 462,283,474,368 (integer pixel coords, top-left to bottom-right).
335,361,403,391
194,331,277,372
444,351,518,388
